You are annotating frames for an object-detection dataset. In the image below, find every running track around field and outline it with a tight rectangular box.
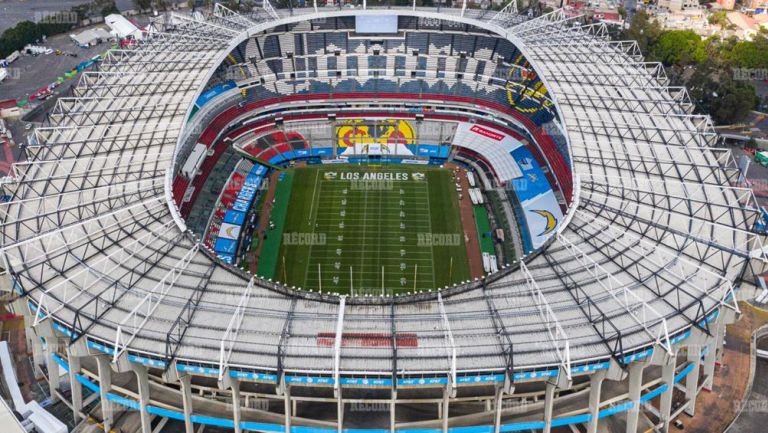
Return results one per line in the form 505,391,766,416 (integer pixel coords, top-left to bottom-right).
448,163,484,279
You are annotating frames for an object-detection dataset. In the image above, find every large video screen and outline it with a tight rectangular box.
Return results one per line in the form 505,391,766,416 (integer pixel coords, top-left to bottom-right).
355,15,398,34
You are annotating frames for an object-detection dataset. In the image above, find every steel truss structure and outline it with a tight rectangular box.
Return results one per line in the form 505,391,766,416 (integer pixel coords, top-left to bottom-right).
0,4,764,432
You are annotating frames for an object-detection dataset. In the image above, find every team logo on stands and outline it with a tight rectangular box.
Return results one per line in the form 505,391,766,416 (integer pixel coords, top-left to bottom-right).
530,209,557,236
505,56,553,114
336,119,416,148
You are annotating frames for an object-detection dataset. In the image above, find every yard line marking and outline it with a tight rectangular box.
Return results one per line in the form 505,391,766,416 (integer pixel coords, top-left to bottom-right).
302,171,323,290
422,179,437,289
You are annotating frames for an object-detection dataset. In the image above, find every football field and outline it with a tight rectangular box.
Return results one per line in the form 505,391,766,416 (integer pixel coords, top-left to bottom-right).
274,164,470,295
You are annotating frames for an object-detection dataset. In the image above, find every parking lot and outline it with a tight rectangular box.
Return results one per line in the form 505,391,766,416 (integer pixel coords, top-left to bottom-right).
0,0,136,33
0,29,110,100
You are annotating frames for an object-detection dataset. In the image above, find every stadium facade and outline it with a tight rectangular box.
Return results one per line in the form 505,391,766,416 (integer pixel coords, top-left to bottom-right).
1,3,764,433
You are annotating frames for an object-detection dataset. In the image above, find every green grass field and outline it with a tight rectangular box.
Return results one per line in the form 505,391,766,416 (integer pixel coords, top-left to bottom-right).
271,164,470,295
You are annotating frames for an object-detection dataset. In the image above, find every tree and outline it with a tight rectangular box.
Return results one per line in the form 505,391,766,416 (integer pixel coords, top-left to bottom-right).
687,65,758,125
135,0,153,10
622,10,662,55
720,34,768,69
98,1,120,16
708,10,727,27
618,6,627,20
650,30,707,66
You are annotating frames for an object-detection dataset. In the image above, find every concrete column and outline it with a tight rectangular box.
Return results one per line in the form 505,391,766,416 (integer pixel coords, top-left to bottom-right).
231,379,242,433
66,348,83,424
659,355,676,433
702,339,717,391
31,334,45,374
441,385,450,433
493,387,503,433
132,363,152,433
179,374,194,433
337,386,344,433
684,345,701,416
17,298,46,373
625,361,648,433
543,382,556,433
95,356,114,433
284,384,292,433
390,390,396,433
587,371,606,433
715,315,727,362
44,338,60,402
703,320,722,390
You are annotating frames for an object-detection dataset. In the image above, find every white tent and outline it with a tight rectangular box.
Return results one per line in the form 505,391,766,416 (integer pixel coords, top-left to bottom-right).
105,14,142,40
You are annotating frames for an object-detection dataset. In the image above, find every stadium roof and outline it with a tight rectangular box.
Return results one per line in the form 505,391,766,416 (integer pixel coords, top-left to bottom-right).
1,5,762,384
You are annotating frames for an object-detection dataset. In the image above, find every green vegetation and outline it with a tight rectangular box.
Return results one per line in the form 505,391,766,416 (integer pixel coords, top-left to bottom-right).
622,10,768,124
1,19,73,58
486,190,515,264
473,206,495,255
256,171,294,279
650,30,706,66
269,165,470,295
707,11,728,28
0,0,121,58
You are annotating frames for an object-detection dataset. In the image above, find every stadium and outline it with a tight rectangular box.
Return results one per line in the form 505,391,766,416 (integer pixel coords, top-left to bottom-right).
1,2,765,433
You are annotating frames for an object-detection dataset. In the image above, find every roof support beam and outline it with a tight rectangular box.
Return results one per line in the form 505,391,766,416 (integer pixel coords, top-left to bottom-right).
437,292,457,391
333,296,346,396
218,276,255,382
113,243,199,362
32,219,176,326
519,262,571,382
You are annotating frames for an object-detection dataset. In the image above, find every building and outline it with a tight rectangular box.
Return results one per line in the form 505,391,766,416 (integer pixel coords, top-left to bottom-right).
717,0,736,10
657,0,700,12
70,27,112,48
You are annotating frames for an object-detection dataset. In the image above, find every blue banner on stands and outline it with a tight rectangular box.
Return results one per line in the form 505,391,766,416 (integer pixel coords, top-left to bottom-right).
233,199,250,212
128,354,166,369
238,187,256,202
510,147,551,202
245,175,262,187
177,364,220,376
397,377,448,386
513,369,558,381
417,145,440,156
340,377,393,387
294,148,311,157
196,80,236,108
224,210,246,225
312,147,334,157
455,374,504,385
218,254,234,264
286,376,335,385
229,370,278,382
214,238,237,254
